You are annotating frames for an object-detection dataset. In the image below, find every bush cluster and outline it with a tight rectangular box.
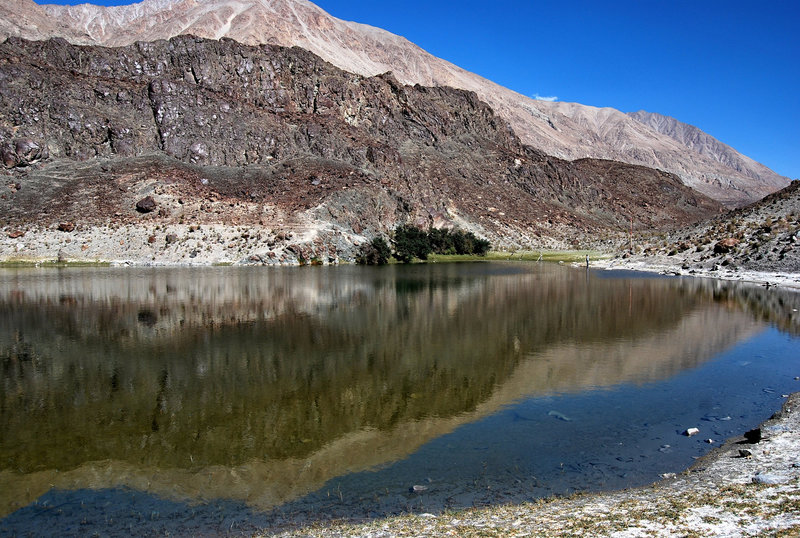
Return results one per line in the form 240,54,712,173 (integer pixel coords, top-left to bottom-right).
355,236,391,265
356,226,491,265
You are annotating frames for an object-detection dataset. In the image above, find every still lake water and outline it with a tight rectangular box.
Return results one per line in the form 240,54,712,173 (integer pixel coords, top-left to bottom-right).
1,263,798,534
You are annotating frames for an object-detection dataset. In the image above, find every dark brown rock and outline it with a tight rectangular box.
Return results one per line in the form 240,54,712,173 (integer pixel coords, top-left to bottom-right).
136,196,157,213
1,138,48,168
57,221,75,232
743,428,761,444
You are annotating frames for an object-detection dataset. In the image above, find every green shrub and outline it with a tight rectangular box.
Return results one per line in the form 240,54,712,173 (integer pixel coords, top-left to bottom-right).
427,227,456,254
390,225,492,262
356,236,391,265
393,225,432,263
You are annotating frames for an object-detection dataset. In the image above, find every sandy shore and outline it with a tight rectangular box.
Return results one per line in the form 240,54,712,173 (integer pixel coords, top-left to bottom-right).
268,394,800,537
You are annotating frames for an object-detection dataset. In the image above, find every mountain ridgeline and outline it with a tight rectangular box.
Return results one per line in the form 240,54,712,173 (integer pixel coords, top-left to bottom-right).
0,0,788,206
0,36,721,262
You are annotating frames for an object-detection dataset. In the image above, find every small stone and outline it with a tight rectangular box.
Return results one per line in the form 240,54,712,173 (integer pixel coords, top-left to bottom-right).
739,449,753,458
660,472,676,479
136,196,157,213
683,427,700,437
165,233,178,244
705,439,714,444
743,428,761,444
6,230,24,238
57,221,75,232
410,485,428,494
753,473,788,485
147,235,156,244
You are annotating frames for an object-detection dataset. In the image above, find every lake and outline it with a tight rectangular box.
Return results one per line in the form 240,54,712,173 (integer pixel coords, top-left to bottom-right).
1,263,798,535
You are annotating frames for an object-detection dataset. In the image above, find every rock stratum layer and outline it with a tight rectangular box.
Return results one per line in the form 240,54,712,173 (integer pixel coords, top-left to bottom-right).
0,0,789,206
0,36,721,264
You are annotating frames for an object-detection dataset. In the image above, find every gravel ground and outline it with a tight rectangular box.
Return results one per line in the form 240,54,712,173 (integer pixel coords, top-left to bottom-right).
268,394,800,537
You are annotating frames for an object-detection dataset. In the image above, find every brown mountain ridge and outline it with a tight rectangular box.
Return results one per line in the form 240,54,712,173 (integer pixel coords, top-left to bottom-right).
0,0,789,206
0,36,720,264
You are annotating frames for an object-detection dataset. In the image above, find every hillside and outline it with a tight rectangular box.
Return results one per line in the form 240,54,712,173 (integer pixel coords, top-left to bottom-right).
606,180,800,283
0,36,721,265
0,0,788,206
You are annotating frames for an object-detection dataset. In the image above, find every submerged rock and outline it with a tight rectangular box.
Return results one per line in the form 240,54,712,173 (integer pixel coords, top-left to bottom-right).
547,410,572,422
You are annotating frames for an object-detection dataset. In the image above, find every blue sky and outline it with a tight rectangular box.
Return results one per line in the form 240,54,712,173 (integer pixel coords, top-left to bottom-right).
40,0,800,179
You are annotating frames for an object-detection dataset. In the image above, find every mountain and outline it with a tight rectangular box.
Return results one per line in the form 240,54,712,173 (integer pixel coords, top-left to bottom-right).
627,110,784,187
0,36,720,264
0,0,789,206
610,179,800,282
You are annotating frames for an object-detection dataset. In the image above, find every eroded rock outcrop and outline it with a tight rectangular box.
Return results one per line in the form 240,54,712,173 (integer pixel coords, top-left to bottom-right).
0,36,722,262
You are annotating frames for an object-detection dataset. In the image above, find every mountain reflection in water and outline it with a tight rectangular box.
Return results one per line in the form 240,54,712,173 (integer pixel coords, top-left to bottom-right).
0,263,794,519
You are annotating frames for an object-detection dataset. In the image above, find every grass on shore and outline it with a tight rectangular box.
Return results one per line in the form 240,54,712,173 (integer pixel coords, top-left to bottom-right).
0,251,609,267
427,250,608,264
0,259,111,268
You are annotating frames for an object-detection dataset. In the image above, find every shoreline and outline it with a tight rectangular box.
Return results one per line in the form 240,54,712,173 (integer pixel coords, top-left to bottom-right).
269,393,800,537
590,256,800,292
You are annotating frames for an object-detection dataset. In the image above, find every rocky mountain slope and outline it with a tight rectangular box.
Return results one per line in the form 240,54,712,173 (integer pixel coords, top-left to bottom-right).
607,180,800,284
628,110,784,189
0,0,789,206
0,36,720,264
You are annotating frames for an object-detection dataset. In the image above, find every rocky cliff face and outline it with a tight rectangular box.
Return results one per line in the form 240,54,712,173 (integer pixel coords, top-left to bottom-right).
0,36,720,264
0,0,788,206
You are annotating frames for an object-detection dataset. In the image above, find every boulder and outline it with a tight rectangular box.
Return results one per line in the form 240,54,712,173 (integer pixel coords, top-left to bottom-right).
743,428,762,444
136,196,157,213
714,237,740,254
1,138,48,168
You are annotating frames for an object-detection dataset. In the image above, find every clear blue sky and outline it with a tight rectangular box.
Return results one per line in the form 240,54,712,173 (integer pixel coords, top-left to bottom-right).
40,0,800,179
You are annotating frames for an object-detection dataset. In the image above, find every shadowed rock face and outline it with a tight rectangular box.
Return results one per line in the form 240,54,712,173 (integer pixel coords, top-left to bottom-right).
0,36,720,259
0,0,787,205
